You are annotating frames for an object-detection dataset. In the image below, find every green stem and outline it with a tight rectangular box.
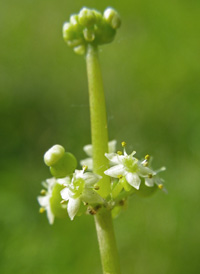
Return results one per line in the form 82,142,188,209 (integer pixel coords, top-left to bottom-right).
86,43,121,274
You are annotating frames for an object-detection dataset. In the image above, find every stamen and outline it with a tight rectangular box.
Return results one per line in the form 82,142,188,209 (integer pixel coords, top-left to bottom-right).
117,175,123,179
121,141,126,147
117,150,123,155
40,189,46,195
158,184,164,190
143,161,148,167
60,200,67,204
145,154,150,161
148,173,153,178
82,165,88,172
39,207,45,214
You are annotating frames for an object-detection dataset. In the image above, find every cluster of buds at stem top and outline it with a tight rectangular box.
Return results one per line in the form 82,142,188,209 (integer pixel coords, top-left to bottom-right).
63,7,121,55
44,145,77,178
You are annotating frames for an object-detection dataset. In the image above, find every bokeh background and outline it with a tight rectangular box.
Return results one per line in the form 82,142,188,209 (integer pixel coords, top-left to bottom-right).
1,0,200,273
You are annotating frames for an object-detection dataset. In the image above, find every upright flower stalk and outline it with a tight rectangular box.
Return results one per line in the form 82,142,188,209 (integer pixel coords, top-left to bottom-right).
86,43,121,274
38,7,166,274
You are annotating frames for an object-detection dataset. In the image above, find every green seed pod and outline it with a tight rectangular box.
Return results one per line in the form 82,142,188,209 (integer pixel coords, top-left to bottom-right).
78,7,96,27
50,183,68,218
50,152,77,178
44,145,65,167
136,179,158,197
104,8,121,29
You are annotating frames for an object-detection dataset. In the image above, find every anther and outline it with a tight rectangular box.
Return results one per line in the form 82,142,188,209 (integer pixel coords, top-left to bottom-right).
145,154,150,161
94,185,100,190
39,207,45,214
117,151,123,155
118,175,123,179
82,165,88,172
60,200,67,204
148,173,153,178
158,184,164,190
121,141,126,147
40,189,46,195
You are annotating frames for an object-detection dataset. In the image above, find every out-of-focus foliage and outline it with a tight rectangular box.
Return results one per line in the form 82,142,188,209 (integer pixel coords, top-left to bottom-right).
0,0,200,273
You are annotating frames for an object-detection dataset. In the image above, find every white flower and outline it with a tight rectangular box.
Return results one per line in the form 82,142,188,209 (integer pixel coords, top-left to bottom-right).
37,178,57,225
104,146,166,191
80,140,117,170
60,169,103,220
104,149,142,190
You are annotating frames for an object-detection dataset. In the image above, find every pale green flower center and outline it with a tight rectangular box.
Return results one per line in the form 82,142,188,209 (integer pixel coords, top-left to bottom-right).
70,178,85,198
122,156,138,173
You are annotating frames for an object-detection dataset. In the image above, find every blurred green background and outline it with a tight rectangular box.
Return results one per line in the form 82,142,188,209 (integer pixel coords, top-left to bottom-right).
1,0,200,273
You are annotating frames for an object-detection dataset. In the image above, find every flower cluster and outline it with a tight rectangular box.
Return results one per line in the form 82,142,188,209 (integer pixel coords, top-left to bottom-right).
38,142,166,224
63,7,121,55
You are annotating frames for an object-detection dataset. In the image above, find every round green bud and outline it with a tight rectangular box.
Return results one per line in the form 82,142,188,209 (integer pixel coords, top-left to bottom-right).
92,10,103,24
83,28,95,42
136,180,157,197
70,14,79,27
78,7,96,27
67,38,84,48
104,8,121,29
73,44,86,55
44,145,65,167
50,183,67,218
63,22,74,41
50,152,77,178
94,22,116,45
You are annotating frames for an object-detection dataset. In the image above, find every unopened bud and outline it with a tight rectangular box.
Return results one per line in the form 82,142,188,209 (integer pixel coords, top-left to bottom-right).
104,8,121,29
79,8,96,27
44,145,65,167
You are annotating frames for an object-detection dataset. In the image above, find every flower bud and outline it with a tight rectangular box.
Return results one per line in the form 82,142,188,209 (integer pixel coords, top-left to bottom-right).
95,23,116,45
104,8,121,29
73,45,86,55
44,145,65,167
78,7,96,27
63,22,74,41
50,152,77,178
83,28,95,42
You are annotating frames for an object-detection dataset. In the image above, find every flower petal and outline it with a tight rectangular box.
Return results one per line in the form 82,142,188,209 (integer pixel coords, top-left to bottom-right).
57,177,71,186
83,144,93,157
125,172,141,190
81,190,104,204
82,172,102,187
37,196,50,207
145,178,154,187
60,188,70,201
80,158,93,170
105,153,121,164
46,205,55,225
67,198,81,220
104,164,125,178
108,140,117,153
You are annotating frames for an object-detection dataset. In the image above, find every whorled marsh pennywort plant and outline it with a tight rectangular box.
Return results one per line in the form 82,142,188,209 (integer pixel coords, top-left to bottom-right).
37,7,166,274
